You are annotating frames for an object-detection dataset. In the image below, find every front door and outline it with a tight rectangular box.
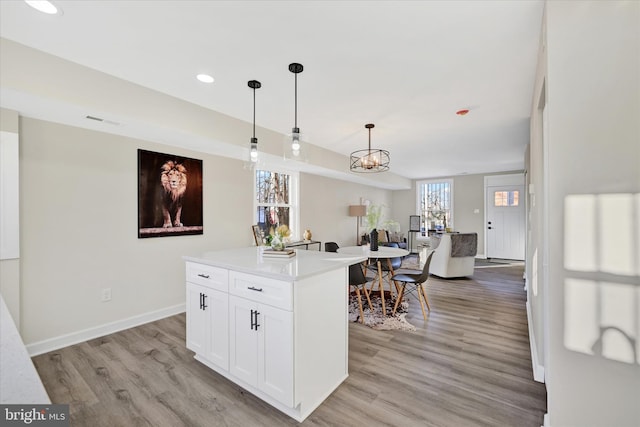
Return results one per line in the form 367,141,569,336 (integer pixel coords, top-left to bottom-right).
486,176,525,260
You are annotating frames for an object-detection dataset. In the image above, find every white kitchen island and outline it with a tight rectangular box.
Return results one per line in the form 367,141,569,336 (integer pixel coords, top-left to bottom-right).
183,246,366,422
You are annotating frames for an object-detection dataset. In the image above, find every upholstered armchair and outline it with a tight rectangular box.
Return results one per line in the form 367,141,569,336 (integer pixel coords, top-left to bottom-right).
429,233,477,278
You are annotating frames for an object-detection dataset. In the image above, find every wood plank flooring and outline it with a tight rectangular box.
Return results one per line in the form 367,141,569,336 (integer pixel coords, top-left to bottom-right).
33,265,547,426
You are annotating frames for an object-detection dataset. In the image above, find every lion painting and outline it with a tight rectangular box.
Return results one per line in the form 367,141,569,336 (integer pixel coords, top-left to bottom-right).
160,160,187,228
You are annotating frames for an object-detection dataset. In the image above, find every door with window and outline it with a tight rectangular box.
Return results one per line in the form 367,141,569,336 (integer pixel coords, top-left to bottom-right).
486,175,525,260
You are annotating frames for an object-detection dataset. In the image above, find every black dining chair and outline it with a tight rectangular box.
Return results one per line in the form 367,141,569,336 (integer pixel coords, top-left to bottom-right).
325,242,339,252
391,250,435,320
349,263,373,324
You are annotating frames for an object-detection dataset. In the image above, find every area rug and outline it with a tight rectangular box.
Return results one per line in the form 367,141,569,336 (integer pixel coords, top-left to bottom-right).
348,291,416,332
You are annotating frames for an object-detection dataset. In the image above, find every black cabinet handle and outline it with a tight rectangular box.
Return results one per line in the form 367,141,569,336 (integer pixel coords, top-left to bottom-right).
197,273,210,279
250,309,261,331
248,286,263,292
198,293,207,310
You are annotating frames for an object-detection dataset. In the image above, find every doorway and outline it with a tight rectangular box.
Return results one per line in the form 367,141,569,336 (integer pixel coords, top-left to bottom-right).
485,174,525,260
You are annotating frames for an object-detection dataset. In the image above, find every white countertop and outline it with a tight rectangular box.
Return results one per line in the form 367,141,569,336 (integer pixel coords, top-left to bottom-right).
0,295,50,404
184,246,366,281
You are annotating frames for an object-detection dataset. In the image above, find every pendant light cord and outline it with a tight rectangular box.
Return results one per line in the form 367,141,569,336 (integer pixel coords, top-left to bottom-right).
294,73,298,128
253,87,256,138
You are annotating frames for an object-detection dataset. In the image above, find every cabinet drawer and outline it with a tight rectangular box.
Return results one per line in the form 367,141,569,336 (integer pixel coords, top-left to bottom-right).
186,262,228,293
229,271,292,310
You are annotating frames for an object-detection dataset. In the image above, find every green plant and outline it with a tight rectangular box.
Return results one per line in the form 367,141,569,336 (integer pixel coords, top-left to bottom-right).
383,219,400,233
365,204,383,232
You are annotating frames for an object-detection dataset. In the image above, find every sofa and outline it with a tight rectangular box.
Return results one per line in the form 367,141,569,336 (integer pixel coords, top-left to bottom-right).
429,232,477,278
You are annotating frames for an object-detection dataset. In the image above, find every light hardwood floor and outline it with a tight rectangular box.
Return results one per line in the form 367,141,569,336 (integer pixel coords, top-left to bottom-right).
33,264,546,426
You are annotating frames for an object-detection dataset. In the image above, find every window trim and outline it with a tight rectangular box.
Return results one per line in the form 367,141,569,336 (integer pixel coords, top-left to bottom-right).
415,178,454,239
254,168,300,240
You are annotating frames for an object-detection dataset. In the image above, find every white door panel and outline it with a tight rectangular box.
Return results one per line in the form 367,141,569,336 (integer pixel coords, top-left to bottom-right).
258,304,294,407
487,184,525,260
229,296,258,386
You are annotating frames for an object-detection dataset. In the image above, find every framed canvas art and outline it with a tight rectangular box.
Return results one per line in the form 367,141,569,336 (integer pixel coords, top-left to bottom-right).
409,215,421,232
138,149,203,238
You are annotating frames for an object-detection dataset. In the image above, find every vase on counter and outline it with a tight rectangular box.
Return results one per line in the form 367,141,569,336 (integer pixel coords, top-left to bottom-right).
271,235,286,251
370,229,379,251
303,229,312,241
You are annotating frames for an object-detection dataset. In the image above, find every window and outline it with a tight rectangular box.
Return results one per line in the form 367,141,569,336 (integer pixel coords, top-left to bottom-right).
494,190,519,207
255,169,298,240
417,179,453,236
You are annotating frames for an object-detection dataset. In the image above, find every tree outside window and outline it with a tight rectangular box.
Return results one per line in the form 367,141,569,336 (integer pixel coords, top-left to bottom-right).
255,170,295,241
417,179,453,236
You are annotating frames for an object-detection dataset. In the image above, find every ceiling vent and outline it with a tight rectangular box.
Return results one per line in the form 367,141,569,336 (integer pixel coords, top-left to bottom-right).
85,115,120,125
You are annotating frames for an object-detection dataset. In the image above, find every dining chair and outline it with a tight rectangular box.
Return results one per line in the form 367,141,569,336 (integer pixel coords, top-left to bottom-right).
391,250,435,320
349,263,373,324
325,242,339,252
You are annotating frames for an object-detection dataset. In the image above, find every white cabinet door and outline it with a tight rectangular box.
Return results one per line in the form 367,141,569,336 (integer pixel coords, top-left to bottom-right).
229,295,294,407
206,287,229,371
186,282,229,371
186,282,208,355
229,295,259,386
258,303,294,407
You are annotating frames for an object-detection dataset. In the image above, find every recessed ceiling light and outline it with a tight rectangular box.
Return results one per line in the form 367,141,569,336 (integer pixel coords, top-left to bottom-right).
196,74,214,83
24,1,62,15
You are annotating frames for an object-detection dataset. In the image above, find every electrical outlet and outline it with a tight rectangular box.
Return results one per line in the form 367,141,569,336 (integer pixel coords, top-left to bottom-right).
101,288,112,302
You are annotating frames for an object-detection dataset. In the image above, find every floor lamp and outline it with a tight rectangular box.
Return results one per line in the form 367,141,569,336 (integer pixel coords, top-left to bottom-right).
348,205,367,245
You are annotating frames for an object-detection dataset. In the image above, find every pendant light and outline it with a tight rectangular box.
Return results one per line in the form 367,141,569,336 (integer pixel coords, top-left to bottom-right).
350,123,390,172
288,63,304,157
248,80,261,163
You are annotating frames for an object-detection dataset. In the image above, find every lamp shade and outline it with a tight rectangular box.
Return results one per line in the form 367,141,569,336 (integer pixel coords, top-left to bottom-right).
348,205,367,217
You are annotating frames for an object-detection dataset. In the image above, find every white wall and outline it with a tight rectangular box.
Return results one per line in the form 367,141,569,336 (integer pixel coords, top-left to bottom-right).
19,117,254,348
0,108,20,328
391,171,523,255
454,174,486,252
17,116,394,351
300,173,392,248
527,7,548,385
532,1,640,425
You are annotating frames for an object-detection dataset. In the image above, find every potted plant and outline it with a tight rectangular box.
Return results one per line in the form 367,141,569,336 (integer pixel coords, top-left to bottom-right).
268,225,290,251
364,204,384,250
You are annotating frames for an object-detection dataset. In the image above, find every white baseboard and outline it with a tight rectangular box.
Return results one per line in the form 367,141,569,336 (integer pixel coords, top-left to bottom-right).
543,413,550,427
26,303,186,357
526,298,545,383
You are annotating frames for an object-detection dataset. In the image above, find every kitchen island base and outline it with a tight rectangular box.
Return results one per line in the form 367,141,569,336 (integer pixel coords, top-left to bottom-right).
185,248,364,422
194,353,347,423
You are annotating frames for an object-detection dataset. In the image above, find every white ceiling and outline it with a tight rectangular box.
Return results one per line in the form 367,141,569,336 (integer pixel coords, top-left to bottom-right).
0,0,544,181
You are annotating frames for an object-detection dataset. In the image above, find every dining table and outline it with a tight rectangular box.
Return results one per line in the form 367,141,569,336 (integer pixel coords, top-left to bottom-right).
337,245,410,315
